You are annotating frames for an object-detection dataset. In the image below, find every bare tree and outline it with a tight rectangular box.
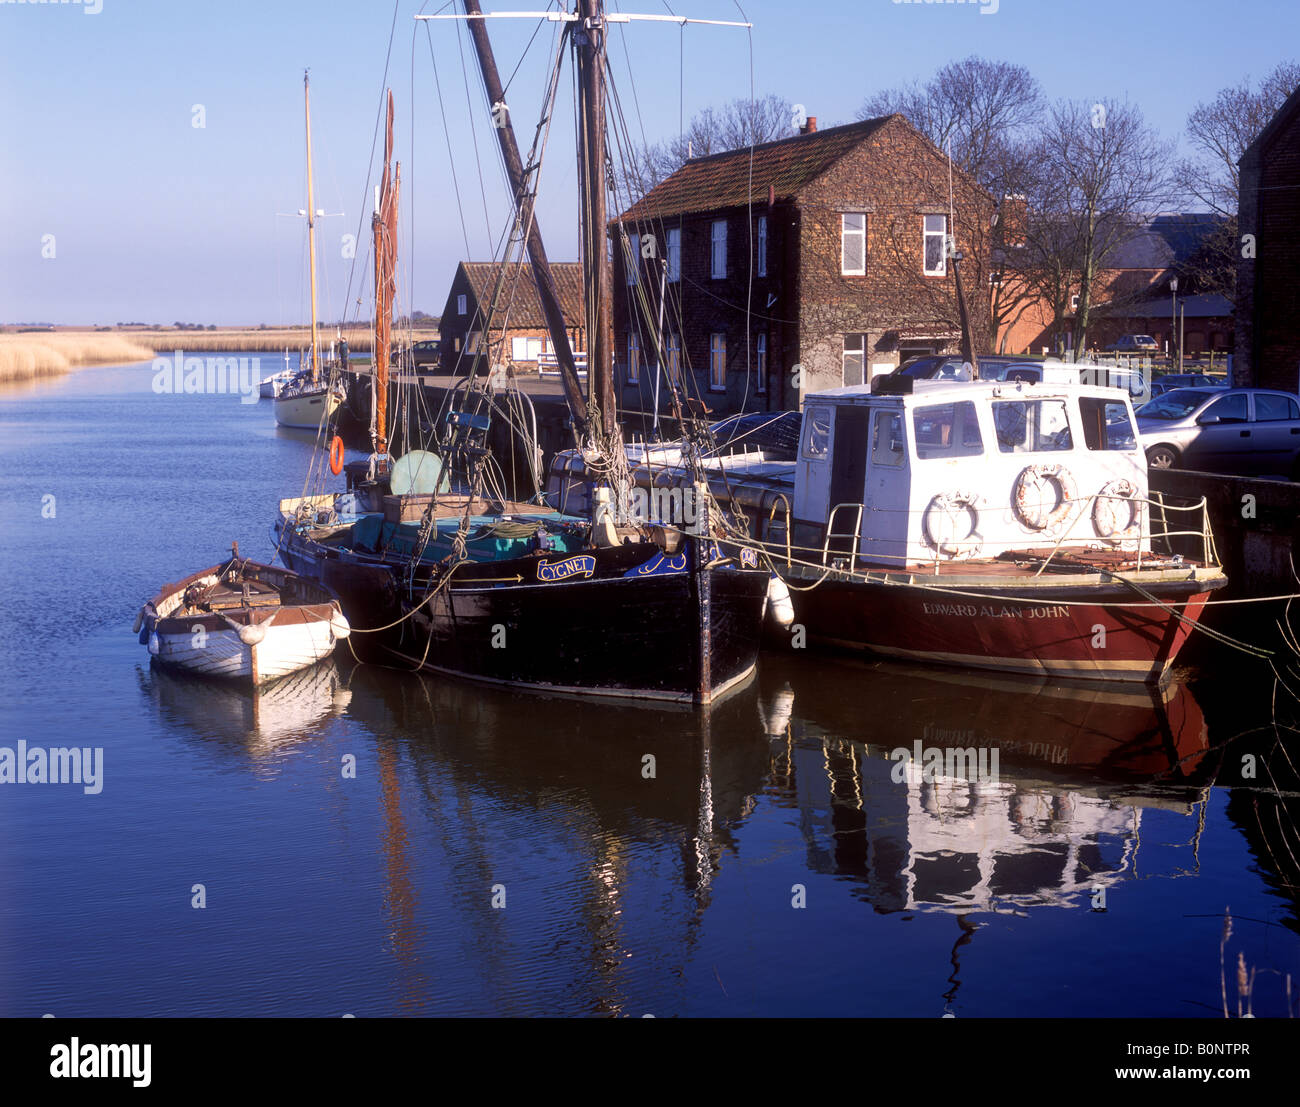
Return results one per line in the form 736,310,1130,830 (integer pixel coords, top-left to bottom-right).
1177,60,1300,216
1029,98,1175,353
859,56,1043,195
619,94,797,199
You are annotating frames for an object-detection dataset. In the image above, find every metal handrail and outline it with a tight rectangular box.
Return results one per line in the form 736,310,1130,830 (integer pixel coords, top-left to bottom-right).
822,502,865,567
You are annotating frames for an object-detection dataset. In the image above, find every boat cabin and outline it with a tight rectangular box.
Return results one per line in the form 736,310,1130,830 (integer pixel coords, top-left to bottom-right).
792,378,1148,567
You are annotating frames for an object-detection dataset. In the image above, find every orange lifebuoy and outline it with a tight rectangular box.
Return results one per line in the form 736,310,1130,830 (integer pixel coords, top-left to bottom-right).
329,435,345,475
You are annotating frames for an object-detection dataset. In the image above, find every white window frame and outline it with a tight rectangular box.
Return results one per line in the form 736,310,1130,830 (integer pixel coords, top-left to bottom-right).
923,214,947,277
627,333,640,384
757,215,768,278
756,332,768,393
710,332,727,391
843,333,867,386
667,227,681,283
841,212,866,276
711,219,727,279
457,293,467,315
626,232,640,287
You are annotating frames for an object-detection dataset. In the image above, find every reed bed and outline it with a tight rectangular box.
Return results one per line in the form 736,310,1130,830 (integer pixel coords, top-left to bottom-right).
126,328,439,354
0,333,155,382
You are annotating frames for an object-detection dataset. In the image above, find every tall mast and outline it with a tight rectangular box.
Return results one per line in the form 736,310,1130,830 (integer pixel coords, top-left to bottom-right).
373,90,398,463
460,0,589,440
575,0,616,443
304,70,321,385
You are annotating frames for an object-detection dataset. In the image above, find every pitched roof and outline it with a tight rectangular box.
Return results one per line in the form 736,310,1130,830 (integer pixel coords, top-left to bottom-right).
1241,81,1300,166
618,117,896,223
1105,213,1228,269
1099,292,1233,319
457,261,585,329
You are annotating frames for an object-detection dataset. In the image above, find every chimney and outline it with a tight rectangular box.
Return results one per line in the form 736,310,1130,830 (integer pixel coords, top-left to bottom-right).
800,115,817,135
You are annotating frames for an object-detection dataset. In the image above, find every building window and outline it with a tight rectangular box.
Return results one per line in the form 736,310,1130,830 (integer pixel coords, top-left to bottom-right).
626,232,640,286
1070,293,1080,313
667,227,681,283
710,332,726,390
757,215,768,278
711,219,727,279
457,293,467,315
756,332,768,393
627,334,640,384
511,336,543,361
843,333,867,386
466,331,481,354
923,214,947,276
667,333,681,384
842,212,866,275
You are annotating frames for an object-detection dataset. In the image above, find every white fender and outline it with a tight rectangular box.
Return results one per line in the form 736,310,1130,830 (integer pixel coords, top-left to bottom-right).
147,632,161,656
330,611,351,640
765,574,795,628
238,623,267,646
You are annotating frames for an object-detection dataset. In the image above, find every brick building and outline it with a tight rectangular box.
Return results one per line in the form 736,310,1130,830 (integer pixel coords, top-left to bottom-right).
1236,82,1300,390
438,260,585,376
995,213,1230,356
610,115,994,418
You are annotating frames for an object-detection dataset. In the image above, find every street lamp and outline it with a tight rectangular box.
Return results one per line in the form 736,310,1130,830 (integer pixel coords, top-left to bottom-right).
1170,277,1178,365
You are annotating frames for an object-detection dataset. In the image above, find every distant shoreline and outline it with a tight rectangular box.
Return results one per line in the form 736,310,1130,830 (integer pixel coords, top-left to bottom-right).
0,327,439,382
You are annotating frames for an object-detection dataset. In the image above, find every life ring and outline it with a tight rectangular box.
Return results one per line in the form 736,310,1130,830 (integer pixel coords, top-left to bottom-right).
923,491,982,558
1012,464,1077,531
329,435,345,475
1093,478,1142,542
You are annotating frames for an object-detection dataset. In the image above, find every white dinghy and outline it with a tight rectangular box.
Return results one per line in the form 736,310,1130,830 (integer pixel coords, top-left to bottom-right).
135,544,349,686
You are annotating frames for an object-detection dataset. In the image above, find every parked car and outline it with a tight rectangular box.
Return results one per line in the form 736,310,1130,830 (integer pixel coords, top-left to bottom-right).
1149,372,1225,397
1106,334,1160,354
1135,387,1300,477
393,338,441,368
890,354,1042,383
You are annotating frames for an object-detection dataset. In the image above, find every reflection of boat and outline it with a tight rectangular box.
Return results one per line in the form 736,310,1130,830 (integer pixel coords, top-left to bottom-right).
758,654,1212,914
134,548,349,685
140,657,351,757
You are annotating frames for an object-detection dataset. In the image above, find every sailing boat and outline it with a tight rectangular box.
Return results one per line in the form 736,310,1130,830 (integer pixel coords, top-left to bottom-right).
276,2,771,704
274,71,347,430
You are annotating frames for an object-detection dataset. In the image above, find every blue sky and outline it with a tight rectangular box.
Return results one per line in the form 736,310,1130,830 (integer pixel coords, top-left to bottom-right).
1,0,1296,325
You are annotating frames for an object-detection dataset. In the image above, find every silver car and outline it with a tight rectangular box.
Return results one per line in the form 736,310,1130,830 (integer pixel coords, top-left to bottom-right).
1136,387,1300,478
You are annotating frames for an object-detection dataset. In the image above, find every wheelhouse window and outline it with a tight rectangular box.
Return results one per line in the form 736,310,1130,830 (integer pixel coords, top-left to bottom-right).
756,332,768,393
627,333,640,384
709,332,726,391
842,212,866,275
802,405,831,459
993,398,1073,453
711,219,727,279
757,215,768,277
667,227,681,283
912,401,984,459
923,214,947,276
1079,397,1136,451
871,410,905,468
843,333,867,386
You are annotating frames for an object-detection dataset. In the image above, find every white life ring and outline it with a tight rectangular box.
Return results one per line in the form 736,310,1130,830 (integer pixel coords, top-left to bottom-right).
1093,479,1142,543
1012,464,1077,532
923,491,983,558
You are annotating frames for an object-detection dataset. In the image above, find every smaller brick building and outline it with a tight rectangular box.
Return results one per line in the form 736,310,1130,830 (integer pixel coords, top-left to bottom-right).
610,115,994,418
438,261,585,375
1236,82,1300,390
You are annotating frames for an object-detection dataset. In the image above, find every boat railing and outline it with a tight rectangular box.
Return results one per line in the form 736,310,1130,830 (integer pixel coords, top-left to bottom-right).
821,502,865,567
757,491,792,568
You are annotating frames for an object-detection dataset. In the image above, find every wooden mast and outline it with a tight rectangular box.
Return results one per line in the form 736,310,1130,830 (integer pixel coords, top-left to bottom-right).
575,0,616,444
372,90,398,464
304,70,321,385
460,0,589,440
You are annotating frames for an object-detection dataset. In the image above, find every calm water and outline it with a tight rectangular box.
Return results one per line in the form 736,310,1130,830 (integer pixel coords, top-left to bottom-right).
1,359,1298,1017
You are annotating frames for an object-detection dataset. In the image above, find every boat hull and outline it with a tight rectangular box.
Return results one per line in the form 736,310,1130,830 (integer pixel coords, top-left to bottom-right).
278,523,768,704
148,607,341,685
780,567,1222,683
274,386,343,429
